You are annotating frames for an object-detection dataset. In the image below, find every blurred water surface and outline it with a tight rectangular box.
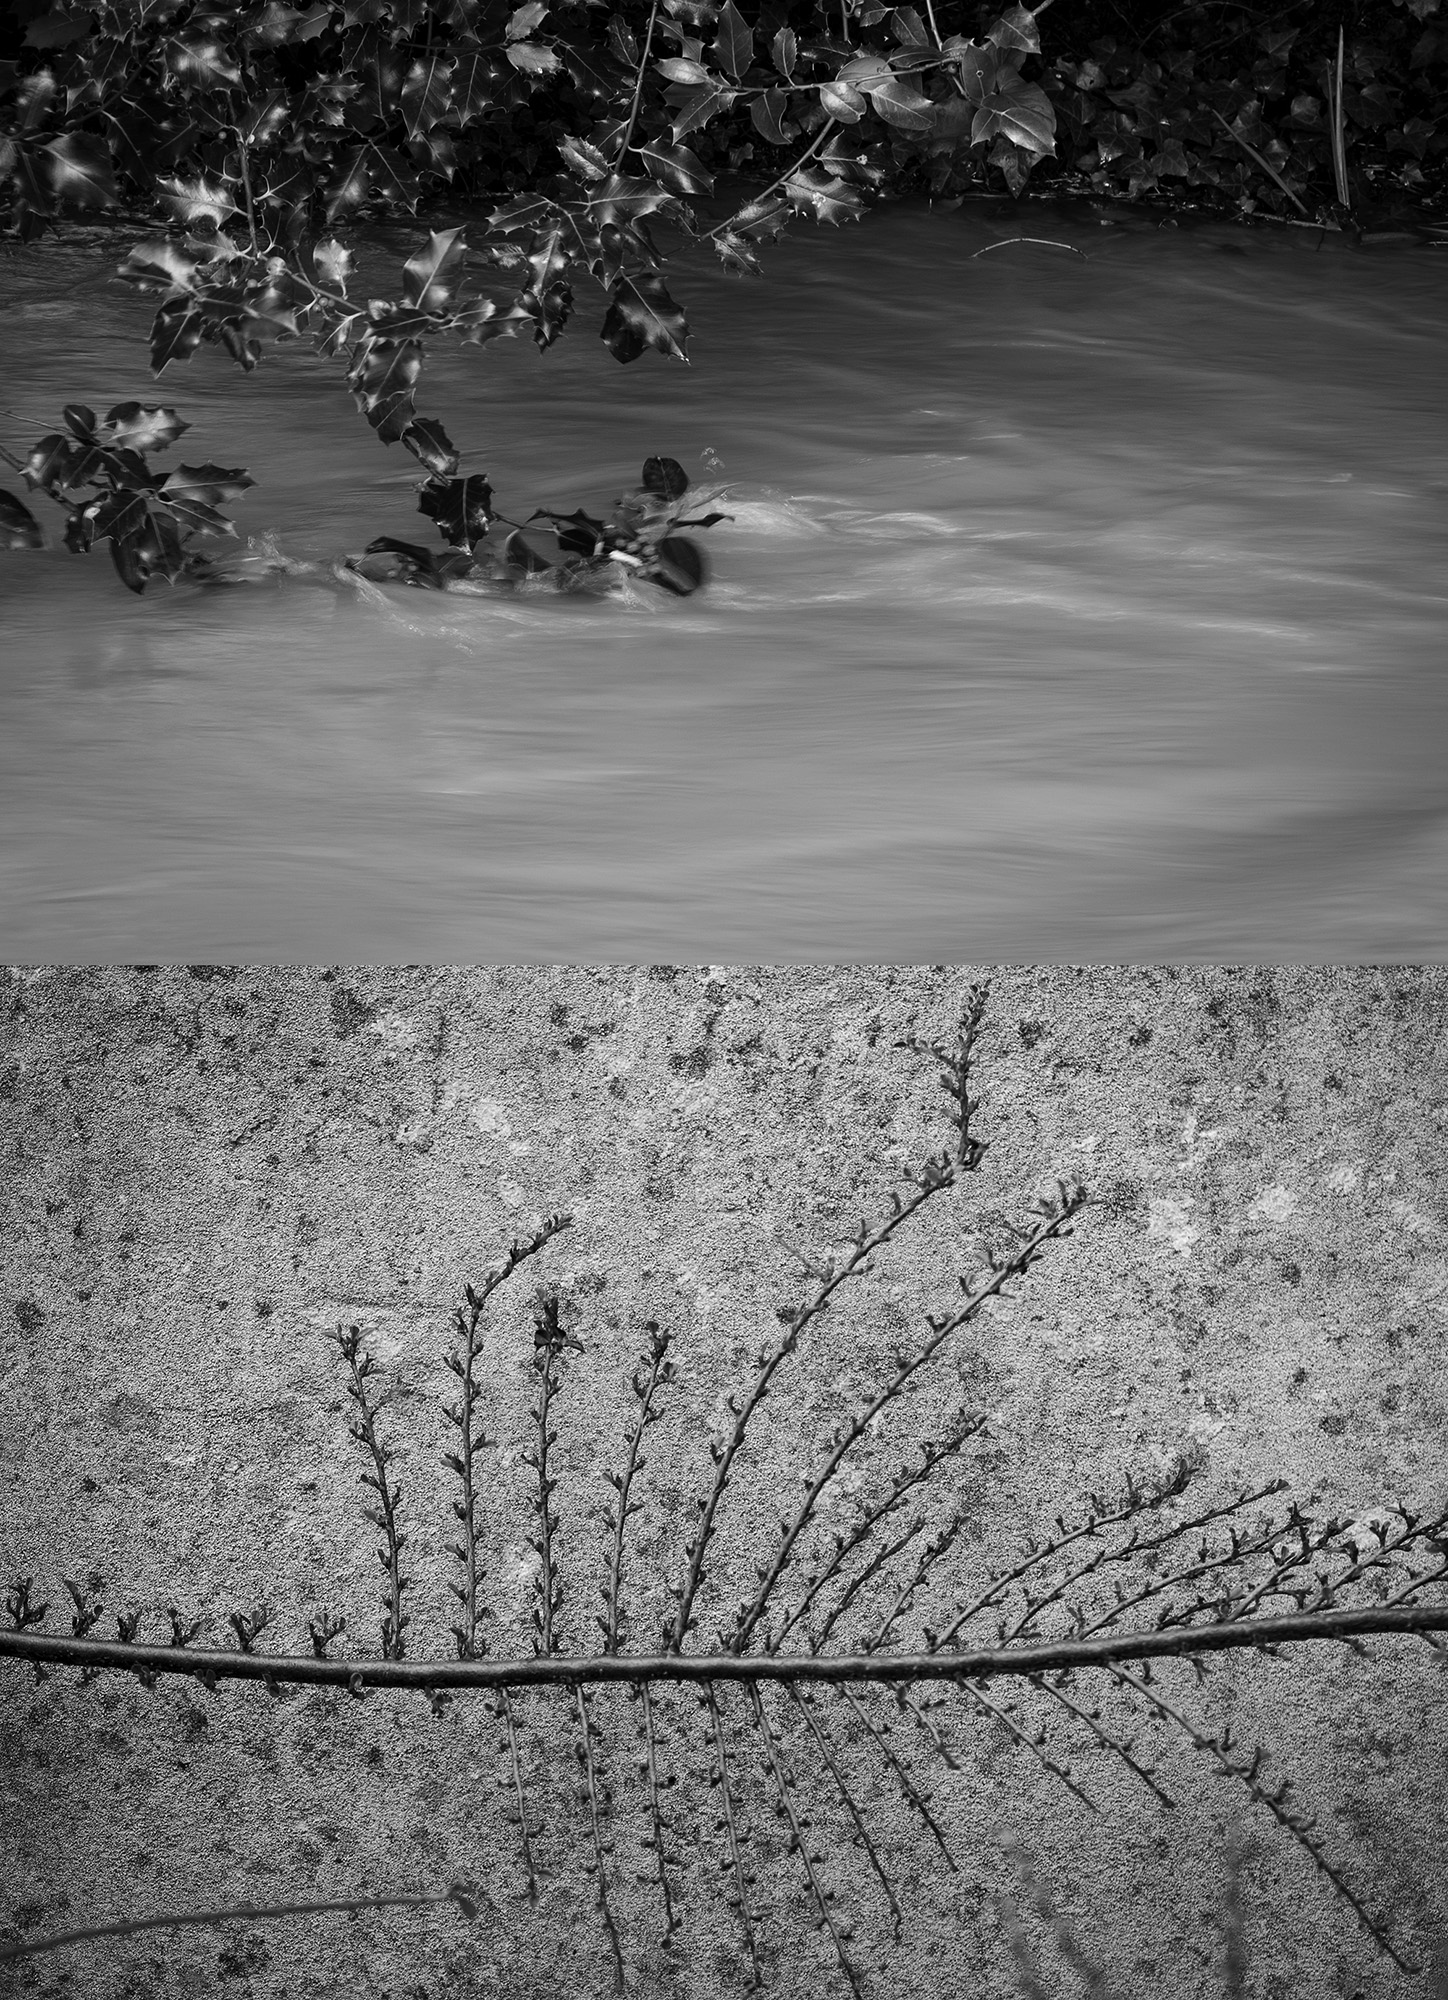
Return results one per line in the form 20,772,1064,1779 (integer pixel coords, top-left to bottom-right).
1,194,1445,958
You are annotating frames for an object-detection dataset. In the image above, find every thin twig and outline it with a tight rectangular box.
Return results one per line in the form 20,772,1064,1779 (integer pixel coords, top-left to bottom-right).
0,1886,479,1964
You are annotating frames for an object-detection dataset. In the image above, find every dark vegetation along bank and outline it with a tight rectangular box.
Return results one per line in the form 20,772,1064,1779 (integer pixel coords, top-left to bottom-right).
0,0,1444,597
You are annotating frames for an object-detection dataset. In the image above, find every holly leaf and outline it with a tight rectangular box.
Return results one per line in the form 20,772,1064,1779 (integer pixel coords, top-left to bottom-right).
783,166,864,225
0,489,45,549
525,505,608,559
818,79,866,122
402,225,467,311
151,301,205,371
109,526,149,594
638,137,713,194
43,134,118,210
91,488,150,544
117,239,210,293
163,36,243,88
771,25,797,79
401,54,455,139
157,175,240,228
559,133,611,181
418,473,495,549
349,337,423,442
712,0,753,81
312,238,355,293
401,416,460,478
161,463,255,505
238,87,291,147
713,227,763,274
750,84,791,144
656,56,712,83
102,403,191,454
24,12,93,50
862,75,934,130
506,41,561,73
600,271,689,364
159,493,236,537
507,1,549,38
669,81,737,142
22,433,90,495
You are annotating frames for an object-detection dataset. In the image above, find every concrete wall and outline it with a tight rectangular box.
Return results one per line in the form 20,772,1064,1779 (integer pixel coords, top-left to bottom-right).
1,964,1445,2000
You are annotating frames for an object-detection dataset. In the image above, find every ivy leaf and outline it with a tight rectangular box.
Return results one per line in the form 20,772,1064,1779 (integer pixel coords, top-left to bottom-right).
0,489,45,550
637,137,713,194
987,3,1041,54
971,76,1055,155
401,417,461,479
102,404,191,453
62,404,97,441
43,134,118,210
403,225,467,311
712,0,753,81
600,271,689,364
507,41,561,74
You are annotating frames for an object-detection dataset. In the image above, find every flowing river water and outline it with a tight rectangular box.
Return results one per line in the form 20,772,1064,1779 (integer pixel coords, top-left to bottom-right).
1,191,1445,959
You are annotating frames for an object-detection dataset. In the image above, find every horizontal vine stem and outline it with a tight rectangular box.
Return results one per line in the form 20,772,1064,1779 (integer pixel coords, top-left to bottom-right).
4,1601,1444,1691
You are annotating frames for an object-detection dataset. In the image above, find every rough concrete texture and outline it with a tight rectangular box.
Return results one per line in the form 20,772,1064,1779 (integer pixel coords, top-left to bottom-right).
1,964,1445,2000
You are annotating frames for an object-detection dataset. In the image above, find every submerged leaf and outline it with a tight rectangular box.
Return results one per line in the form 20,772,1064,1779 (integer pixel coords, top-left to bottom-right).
642,456,689,502
0,489,44,550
